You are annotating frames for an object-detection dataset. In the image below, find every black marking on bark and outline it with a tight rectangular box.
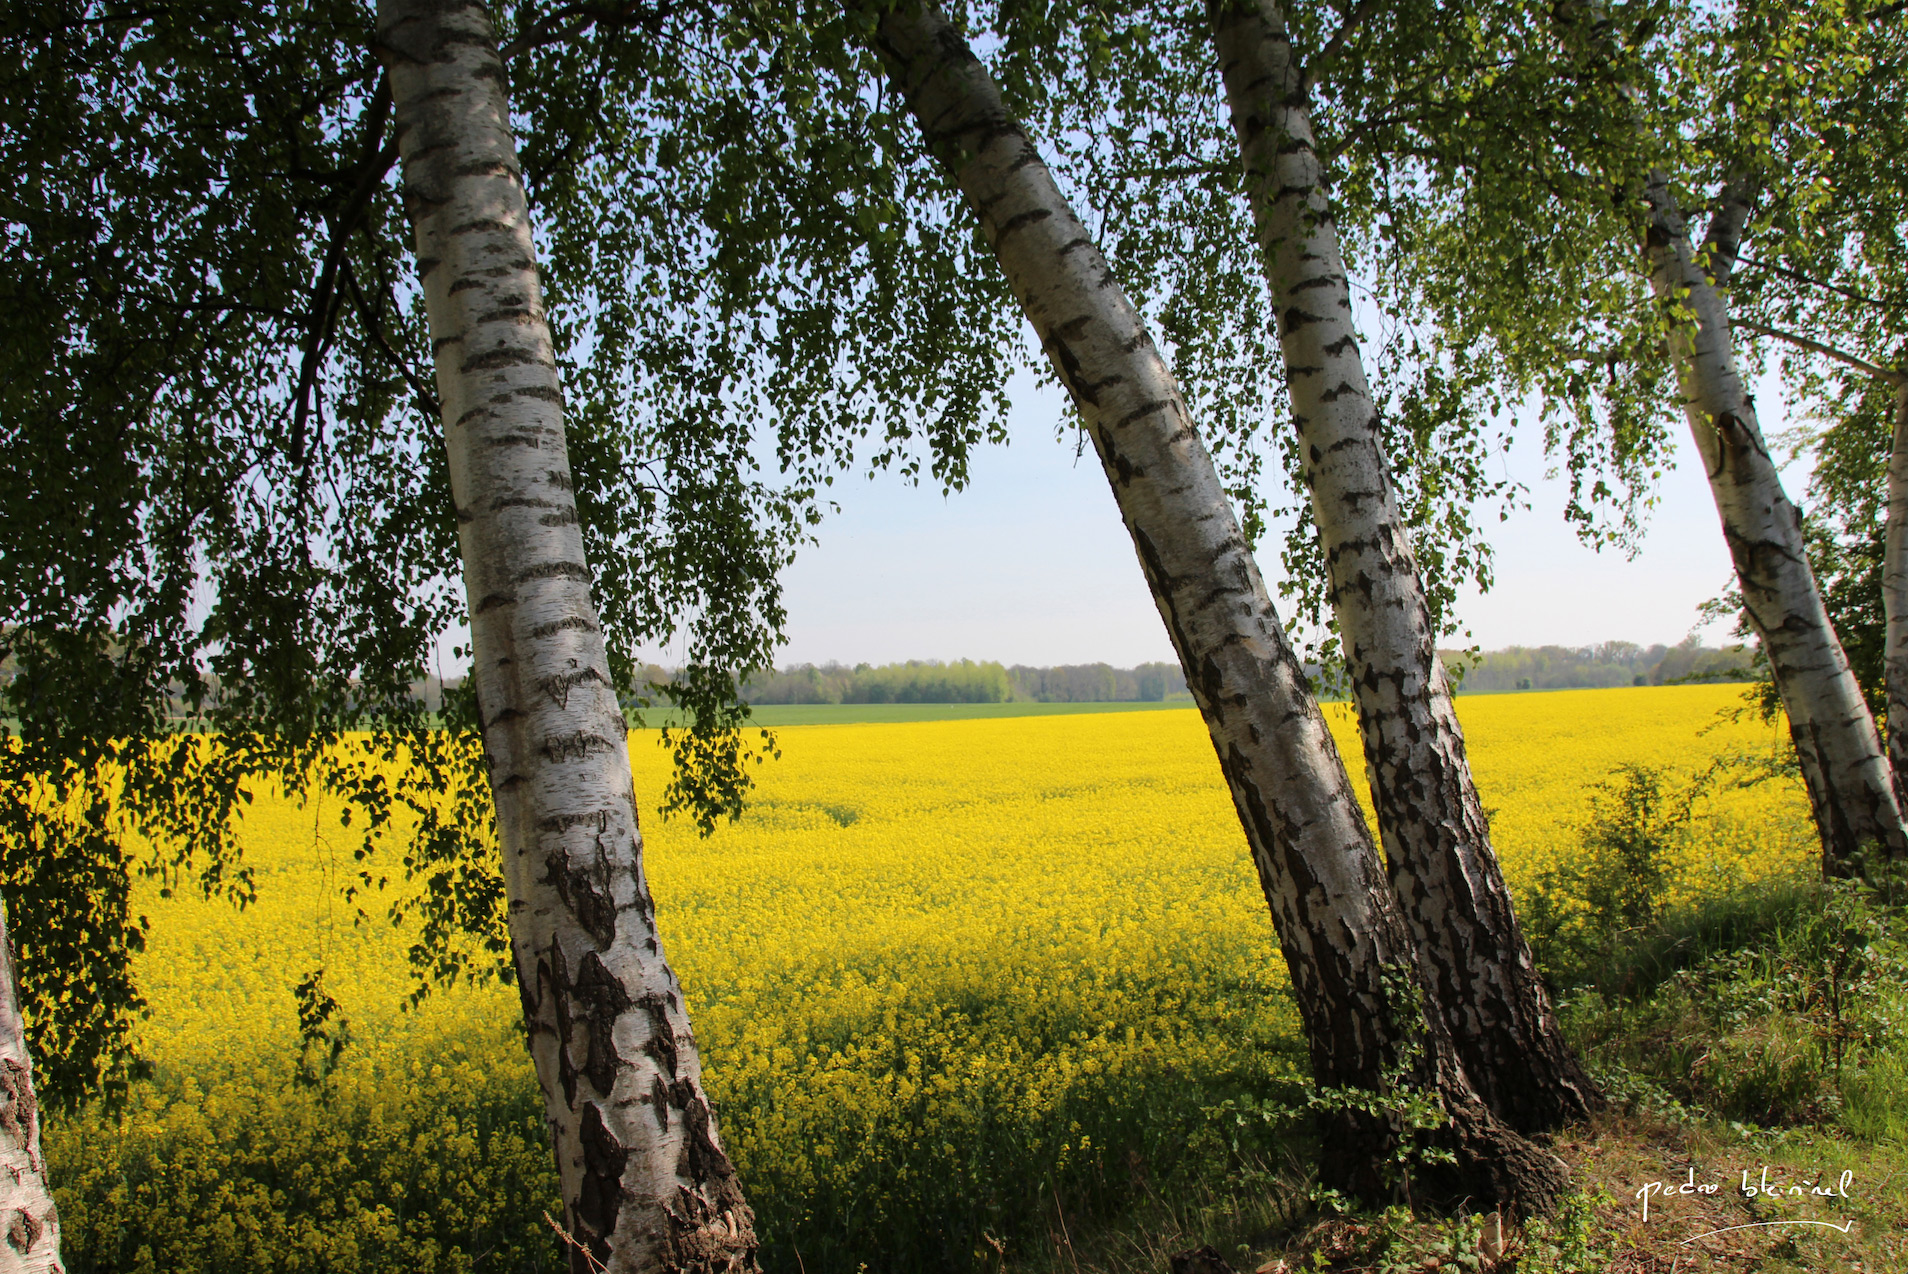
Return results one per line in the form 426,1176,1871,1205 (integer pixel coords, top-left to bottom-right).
547,468,574,489
572,950,634,1097
651,1073,672,1129
636,992,679,1078
1047,331,1105,407
451,216,516,236
516,384,563,403
541,730,616,764
463,348,549,372
491,496,556,510
539,508,580,527
574,1102,630,1261
475,591,515,613
478,306,535,326
539,809,610,835
529,615,600,639
486,430,543,448
1098,426,1141,486
539,666,609,710
1281,305,1326,331
1119,399,1173,429
545,844,619,948
448,276,485,294
518,560,593,583
4,1206,41,1255
454,159,514,179
992,207,1052,242
671,1076,738,1181
550,937,580,1106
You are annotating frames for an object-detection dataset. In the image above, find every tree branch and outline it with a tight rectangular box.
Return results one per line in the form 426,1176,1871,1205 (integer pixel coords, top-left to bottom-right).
1732,254,1896,312
1701,174,1755,287
1305,0,1385,91
1736,319,1904,386
340,258,442,422
292,75,397,476
496,0,690,61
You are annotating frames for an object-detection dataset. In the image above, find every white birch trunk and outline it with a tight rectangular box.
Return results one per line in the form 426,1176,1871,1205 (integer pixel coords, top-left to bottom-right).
1885,382,1908,812
870,0,1563,1211
376,5,757,1270
1210,0,1598,1135
1641,173,1907,876
0,900,61,1274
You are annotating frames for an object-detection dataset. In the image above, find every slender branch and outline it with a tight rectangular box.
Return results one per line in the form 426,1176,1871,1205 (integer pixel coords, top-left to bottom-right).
1305,0,1385,91
291,75,397,474
1109,161,1236,182
1736,318,1904,386
1732,254,1897,313
340,257,442,421
496,0,690,61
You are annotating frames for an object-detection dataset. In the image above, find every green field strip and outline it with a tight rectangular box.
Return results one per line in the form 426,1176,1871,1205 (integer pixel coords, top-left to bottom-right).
630,698,1200,728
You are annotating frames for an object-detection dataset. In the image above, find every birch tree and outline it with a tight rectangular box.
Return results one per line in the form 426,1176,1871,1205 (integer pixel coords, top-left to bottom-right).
0,0,1019,1103
1208,0,1598,1134
0,898,61,1274
378,2,756,1266
866,0,1564,1210
1633,171,1906,874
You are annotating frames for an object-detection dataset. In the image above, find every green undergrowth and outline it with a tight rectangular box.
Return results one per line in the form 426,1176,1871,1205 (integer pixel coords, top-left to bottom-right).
1003,767,1908,1274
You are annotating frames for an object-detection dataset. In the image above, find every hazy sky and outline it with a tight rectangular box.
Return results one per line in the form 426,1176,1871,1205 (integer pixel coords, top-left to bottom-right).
761,369,1777,668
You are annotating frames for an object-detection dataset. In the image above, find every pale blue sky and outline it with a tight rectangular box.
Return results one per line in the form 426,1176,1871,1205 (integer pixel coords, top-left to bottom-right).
764,369,1766,668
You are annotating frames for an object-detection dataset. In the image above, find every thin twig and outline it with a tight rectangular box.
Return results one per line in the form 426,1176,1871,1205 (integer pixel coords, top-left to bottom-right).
1733,254,1896,313
544,1211,610,1274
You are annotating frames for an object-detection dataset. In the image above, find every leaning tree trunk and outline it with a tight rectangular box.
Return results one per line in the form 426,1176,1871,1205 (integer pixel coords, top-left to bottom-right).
1885,381,1908,814
1210,0,1600,1136
869,0,1563,1213
0,898,61,1274
377,5,757,1270
1640,173,1908,878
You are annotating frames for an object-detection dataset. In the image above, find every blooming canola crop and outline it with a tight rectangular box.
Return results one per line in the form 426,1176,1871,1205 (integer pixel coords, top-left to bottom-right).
47,686,1811,1272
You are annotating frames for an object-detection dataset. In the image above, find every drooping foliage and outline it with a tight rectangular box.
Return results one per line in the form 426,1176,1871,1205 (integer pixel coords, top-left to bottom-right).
0,0,1025,1101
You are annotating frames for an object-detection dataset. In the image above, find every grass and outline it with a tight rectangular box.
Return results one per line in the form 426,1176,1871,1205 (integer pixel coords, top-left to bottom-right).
996,854,1908,1273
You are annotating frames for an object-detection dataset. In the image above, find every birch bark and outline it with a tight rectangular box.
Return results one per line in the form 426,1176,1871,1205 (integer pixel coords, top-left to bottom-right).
376,4,757,1270
0,899,60,1274
1640,173,1908,876
1210,0,1599,1135
869,0,1563,1210
1886,382,1908,813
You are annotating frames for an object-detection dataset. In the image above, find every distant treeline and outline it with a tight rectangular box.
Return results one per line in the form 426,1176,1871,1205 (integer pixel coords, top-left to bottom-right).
1441,642,1754,693
742,660,1189,705
405,644,1751,711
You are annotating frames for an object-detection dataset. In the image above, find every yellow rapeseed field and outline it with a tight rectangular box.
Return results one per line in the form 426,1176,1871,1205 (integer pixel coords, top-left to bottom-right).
47,685,1813,1273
